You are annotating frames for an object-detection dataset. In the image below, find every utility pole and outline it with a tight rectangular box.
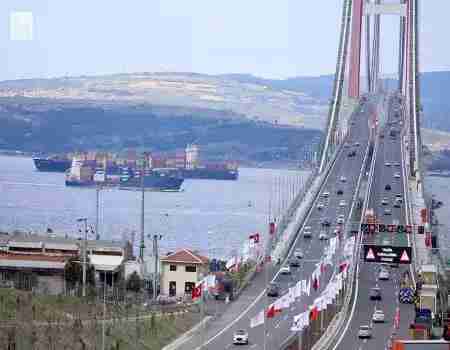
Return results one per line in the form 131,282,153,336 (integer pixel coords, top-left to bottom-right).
77,217,88,297
140,153,146,261
153,234,162,300
95,186,100,240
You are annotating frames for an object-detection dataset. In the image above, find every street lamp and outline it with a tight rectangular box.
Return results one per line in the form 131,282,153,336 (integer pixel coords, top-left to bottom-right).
152,234,162,301
77,217,88,297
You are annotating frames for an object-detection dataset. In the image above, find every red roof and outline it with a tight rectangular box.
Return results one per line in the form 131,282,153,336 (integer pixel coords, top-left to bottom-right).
0,252,66,263
161,249,208,265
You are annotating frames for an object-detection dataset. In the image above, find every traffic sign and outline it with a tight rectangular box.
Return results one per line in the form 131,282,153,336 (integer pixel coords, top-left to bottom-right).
366,248,376,260
360,223,424,235
363,245,412,264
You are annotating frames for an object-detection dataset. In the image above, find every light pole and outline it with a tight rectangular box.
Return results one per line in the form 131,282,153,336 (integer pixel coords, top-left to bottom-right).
77,217,88,297
153,234,162,300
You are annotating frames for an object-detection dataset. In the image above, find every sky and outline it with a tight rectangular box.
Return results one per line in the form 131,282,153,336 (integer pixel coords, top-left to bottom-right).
0,1,449,81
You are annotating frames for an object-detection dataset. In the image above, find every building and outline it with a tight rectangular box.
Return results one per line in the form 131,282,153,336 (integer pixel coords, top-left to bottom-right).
0,233,131,294
160,249,208,297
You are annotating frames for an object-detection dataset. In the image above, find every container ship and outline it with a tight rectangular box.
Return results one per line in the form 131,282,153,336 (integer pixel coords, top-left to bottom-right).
33,156,72,172
65,158,184,191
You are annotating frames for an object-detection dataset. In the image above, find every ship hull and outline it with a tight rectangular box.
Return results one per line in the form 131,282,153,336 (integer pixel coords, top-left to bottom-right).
33,158,71,172
119,176,184,192
181,168,238,180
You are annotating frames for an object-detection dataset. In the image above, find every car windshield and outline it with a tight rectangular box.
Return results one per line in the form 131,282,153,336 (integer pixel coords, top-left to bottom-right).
236,330,246,335
360,326,369,330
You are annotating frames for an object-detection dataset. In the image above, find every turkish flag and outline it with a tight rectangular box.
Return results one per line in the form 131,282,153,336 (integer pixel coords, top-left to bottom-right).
312,277,319,291
309,306,319,321
266,304,282,319
339,262,348,273
191,285,202,300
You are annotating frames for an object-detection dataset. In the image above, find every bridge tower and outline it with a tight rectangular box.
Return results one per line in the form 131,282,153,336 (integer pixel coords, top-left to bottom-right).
320,0,422,178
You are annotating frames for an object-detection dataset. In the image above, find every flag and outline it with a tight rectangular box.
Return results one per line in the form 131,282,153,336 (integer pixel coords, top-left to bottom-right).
312,277,319,291
339,261,349,273
266,304,282,318
249,233,260,244
301,280,307,295
191,285,202,299
294,281,302,299
309,306,319,321
250,310,265,328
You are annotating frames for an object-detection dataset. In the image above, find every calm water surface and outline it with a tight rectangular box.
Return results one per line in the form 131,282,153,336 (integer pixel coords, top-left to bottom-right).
0,156,308,259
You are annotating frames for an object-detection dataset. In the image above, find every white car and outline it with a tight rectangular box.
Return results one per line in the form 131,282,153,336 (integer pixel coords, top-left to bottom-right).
233,330,249,345
339,200,347,207
340,176,347,183
322,192,330,198
384,208,392,215
381,198,388,206
358,325,372,339
303,231,312,239
379,269,390,280
372,310,385,323
280,265,291,275
319,232,329,240
317,203,324,210
294,249,304,259
385,162,391,167
394,173,401,178
336,217,344,224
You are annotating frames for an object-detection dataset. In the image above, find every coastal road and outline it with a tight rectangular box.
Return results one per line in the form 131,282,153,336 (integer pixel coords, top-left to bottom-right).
176,100,374,350
334,95,415,350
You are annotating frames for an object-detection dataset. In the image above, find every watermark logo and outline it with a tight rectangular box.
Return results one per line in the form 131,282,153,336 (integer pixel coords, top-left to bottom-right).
10,11,34,41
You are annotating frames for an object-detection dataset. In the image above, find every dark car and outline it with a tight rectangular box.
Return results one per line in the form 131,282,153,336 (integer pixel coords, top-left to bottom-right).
337,189,344,195
385,184,391,191
267,283,280,297
321,219,331,227
289,259,300,268
369,287,382,301
348,150,356,157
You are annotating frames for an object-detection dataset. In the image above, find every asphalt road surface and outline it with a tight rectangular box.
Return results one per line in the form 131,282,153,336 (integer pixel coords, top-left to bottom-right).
178,101,373,350
334,95,415,350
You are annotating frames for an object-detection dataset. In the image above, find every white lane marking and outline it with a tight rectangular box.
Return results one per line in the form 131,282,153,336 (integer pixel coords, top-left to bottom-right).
249,345,258,349
274,321,281,329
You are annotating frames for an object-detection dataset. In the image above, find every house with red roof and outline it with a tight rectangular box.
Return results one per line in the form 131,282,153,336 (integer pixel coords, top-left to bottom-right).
160,249,209,297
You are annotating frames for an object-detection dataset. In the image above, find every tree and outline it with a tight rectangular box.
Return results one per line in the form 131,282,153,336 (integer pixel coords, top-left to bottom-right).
126,272,142,293
64,256,96,290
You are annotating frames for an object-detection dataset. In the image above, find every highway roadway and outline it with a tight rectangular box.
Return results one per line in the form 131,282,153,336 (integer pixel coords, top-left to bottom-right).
334,95,415,350
177,101,373,350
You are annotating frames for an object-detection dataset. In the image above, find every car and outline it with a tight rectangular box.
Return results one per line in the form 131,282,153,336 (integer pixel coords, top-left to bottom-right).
395,194,403,202
294,249,304,259
348,151,356,157
333,227,340,236
336,217,345,224
317,203,324,210
322,192,330,198
394,162,401,167
369,287,382,300
384,208,392,215
340,176,347,183
267,283,280,297
233,329,249,345
372,310,385,323
394,201,401,208
385,184,392,191
303,231,312,239
339,200,347,207
280,266,291,275
321,219,331,227
344,143,350,149
381,198,388,206
385,162,391,167
358,325,372,339
394,172,401,178
379,269,390,280
354,142,360,147
289,259,300,267
319,231,329,240
337,189,344,195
